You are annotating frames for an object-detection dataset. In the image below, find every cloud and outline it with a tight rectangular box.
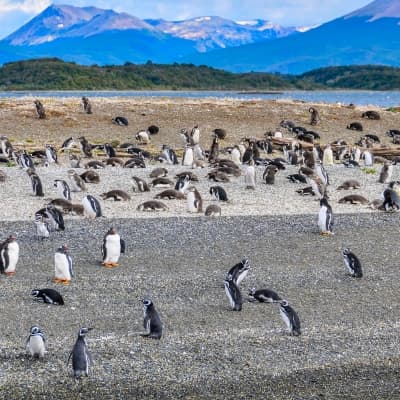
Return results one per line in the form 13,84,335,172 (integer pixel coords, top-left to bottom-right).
0,0,51,14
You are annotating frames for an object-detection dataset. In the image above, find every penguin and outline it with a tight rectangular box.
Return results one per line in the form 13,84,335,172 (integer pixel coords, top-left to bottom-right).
351,147,362,163
338,194,369,205
31,288,64,305
226,258,250,287
378,162,393,184
82,97,92,114
263,165,278,185
137,200,168,211
82,195,102,218
68,170,86,192
80,170,100,184
187,186,202,213
61,137,74,152
34,100,46,119
191,125,200,145
336,180,360,190
124,156,146,169
104,157,124,167
132,176,151,192
347,122,363,131
150,167,168,178
35,205,65,231
26,326,46,358
26,168,44,197
363,150,374,167
162,145,178,165
102,227,125,268
54,244,73,285
248,288,281,303
296,186,315,196
152,177,174,188
244,160,256,189
0,135,12,157
69,154,81,168
175,171,199,182
205,204,221,216
68,327,94,378
45,144,58,164
112,116,129,126
382,182,400,211
208,170,230,183
100,190,131,201
0,234,19,275
309,107,320,125
318,197,334,236
322,145,334,166
85,160,105,169
77,136,93,158
279,300,301,336
141,298,163,339
213,128,227,140
208,134,219,163
147,125,159,135
307,176,326,199
54,179,71,201
231,145,241,165
182,145,194,166
175,175,190,194
342,248,363,278
287,173,307,184
210,186,228,202
362,110,380,120
35,215,50,240
193,144,205,161
136,130,151,145
224,275,242,311
155,189,186,200
315,160,329,186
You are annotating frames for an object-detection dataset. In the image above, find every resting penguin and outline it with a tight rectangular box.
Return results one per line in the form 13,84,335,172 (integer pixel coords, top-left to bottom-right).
226,258,250,287
103,143,116,158
26,326,46,359
150,167,168,178
205,204,222,216
318,197,334,236
137,200,168,211
336,179,360,190
152,177,174,188
35,205,65,231
27,168,44,197
347,122,363,131
68,327,93,378
54,179,71,201
224,275,242,311
342,248,363,278
279,300,301,336
0,234,19,275
132,176,150,192
248,288,281,303
263,165,278,185
175,175,190,194
102,227,125,268
80,170,100,184
54,244,73,285
31,288,64,305
141,298,163,339
210,186,228,202
362,110,380,120
100,190,131,201
112,116,128,126
154,189,186,200
187,186,203,213
338,194,369,205
82,195,102,218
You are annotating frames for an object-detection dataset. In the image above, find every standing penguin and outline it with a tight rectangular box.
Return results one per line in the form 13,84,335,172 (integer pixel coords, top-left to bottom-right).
27,168,44,197
35,215,50,240
54,244,73,285
45,144,58,164
26,326,46,358
342,248,363,278
226,258,250,287
309,107,320,125
224,275,242,311
244,160,256,189
322,145,334,166
378,162,393,184
0,234,19,275
182,145,194,166
68,170,86,192
318,197,334,236
382,181,400,211
208,134,219,163
187,186,203,213
102,227,125,268
363,150,374,166
175,175,190,194
279,300,301,336
231,145,241,165
210,186,228,202
82,195,102,218
68,327,94,378
162,145,178,165
190,125,200,145
141,298,163,339
54,179,71,201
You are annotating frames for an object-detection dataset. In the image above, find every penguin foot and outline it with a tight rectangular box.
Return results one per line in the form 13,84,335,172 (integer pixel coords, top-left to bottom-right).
61,280,70,285
54,278,63,283
5,271,15,276
320,231,332,237
111,262,119,267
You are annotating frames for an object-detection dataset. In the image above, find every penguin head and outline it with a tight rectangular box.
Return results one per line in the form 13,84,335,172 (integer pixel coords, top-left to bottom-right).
241,259,250,269
30,325,42,335
108,227,117,235
78,327,93,337
320,197,329,207
279,300,289,307
31,289,40,297
342,247,351,256
248,288,256,296
142,298,153,308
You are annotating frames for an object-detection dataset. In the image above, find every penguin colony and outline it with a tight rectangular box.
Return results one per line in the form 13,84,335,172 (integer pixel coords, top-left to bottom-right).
0,98,398,382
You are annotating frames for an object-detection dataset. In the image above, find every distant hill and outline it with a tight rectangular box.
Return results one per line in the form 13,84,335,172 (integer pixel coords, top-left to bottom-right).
1,58,400,91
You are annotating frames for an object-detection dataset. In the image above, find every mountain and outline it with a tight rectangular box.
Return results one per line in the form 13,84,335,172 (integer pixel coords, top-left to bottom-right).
179,0,400,73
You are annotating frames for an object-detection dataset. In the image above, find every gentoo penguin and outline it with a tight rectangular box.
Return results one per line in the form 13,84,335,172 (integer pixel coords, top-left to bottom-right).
35,215,50,240
342,248,363,278
141,298,163,339
224,275,242,311
378,162,393,184
31,288,64,305
176,171,199,182
100,190,131,201
152,177,174,188
132,176,151,192
248,288,281,303
187,186,202,213
0,234,19,275
77,136,93,158
68,169,86,192
26,168,44,197
54,179,71,201
85,160,105,169
68,327,94,378
279,300,301,336
0,135,12,157
102,227,125,268
26,326,46,358
104,157,124,167
191,125,200,145
112,116,129,126
103,143,116,158
244,160,256,189
207,170,230,183
45,144,58,164
287,173,307,184
322,145,334,166
54,244,73,285
82,195,102,218
318,197,334,236
34,100,46,119
205,204,222,216
154,189,186,200
351,147,361,163
37,205,65,231
263,165,278,185
307,175,326,199
231,145,241,165
382,182,400,211
363,150,374,166
210,186,228,202
226,258,250,287
182,145,194,166
61,137,74,152
137,200,168,211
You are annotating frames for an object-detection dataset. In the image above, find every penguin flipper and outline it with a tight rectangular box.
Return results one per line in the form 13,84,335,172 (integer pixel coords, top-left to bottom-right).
67,351,73,365
120,239,126,254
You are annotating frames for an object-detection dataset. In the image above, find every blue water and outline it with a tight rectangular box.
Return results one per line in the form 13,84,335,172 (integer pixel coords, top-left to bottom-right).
0,90,399,107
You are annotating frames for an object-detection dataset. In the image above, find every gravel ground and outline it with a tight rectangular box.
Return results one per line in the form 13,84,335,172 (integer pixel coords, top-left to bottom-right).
0,213,400,399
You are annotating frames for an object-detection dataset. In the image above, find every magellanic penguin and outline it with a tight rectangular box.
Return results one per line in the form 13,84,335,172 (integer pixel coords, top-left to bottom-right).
226,258,250,287
54,179,71,201
279,300,301,336
31,288,64,305
210,186,228,202
35,215,50,240
68,170,86,192
162,145,179,165
45,144,58,164
378,162,393,184
382,181,400,211
342,248,363,278
77,136,93,158
175,175,190,194
318,197,334,236
132,176,151,192
187,186,203,213
0,234,19,275
26,168,44,197
142,298,163,339
54,244,73,285
26,326,46,359
102,227,125,268
82,195,102,218
248,288,281,303
68,327,94,379
224,275,243,311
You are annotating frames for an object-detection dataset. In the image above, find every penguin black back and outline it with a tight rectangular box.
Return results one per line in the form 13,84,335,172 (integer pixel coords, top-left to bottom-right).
142,298,163,339
68,327,93,378
279,300,301,336
342,248,363,278
224,275,242,311
226,258,250,287
31,288,64,305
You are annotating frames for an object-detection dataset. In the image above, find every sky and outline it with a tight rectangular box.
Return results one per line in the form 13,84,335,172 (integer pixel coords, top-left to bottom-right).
0,0,372,39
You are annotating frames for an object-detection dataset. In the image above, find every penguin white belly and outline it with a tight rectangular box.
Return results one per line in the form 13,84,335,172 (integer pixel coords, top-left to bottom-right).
235,270,248,287
187,192,197,212
231,149,241,165
4,242,19,273
182,149,193,166
36,222,49,238
82,197,96,218
323,148,334,165
224,284,235,309
280,308,292,332
55,253,71,280
28,336,45,357
244,166,255,188
318,206,328,232
104,235,121,263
